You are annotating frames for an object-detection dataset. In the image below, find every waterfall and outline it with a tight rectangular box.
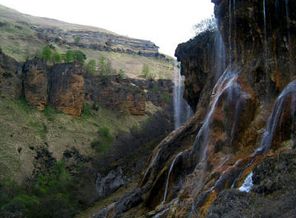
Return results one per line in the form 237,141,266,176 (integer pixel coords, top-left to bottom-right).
192,68,239,162
257,80,296,154
214,31,226,81
173,64,192,129
162,151,183,203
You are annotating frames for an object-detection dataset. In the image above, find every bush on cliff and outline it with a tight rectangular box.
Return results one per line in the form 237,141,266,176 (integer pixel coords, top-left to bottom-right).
91,127,113,153
142,64,155,80
85,59,97,75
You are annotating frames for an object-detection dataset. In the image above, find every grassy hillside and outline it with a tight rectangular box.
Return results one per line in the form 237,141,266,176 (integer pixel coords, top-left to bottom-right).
0,97,157,181
0,4,174,80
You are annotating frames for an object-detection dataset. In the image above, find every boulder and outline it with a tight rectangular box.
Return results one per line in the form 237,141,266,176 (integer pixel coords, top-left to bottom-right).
96,167,125,199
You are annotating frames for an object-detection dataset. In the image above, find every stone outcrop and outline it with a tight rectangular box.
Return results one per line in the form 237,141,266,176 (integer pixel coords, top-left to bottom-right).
49,63,85,116
0,50,22,98
23,58,48,111
96,168,125,199
175,31,217,111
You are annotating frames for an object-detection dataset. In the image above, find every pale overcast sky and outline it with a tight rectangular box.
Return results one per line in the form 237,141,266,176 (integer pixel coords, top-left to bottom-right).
0,0,213,56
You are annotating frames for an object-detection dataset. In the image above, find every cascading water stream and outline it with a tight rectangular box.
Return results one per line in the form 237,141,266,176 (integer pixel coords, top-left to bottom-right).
162,151,183,203
192,69,239,162
257,80,296,154
173,64,192,129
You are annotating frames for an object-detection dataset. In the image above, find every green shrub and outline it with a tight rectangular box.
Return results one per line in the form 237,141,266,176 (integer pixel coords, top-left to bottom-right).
0,161,78,218
98,56,113,76
85,59,96,75
52,52,62,64
142,64,155,80
43,105,57,121
41,46,52,62
91,127,113,153
118,69,126,79
64,50,86,64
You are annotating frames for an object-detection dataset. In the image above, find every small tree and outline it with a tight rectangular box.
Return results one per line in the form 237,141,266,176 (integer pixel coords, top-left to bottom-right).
64,50,74,63
52,52,62,64
85,59,96,75
41,46,52,62
194,15,217,35
98,56,112,76
73,50,86,64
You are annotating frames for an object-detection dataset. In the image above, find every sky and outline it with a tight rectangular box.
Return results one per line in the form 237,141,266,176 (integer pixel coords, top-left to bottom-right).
0,0,214,56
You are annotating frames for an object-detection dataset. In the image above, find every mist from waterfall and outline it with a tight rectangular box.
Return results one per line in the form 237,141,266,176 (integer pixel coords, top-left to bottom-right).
173,64,192,129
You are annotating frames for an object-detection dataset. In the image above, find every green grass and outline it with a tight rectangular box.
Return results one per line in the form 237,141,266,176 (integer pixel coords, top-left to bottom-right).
0,97,152,181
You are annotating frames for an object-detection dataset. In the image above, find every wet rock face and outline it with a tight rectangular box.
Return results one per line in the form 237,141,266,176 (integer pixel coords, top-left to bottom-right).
207,151,296,218
0,50,22,98
49,63,85,116
23,58,48,111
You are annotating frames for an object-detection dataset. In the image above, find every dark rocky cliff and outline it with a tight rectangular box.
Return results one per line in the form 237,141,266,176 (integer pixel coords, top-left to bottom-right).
91,0,296,217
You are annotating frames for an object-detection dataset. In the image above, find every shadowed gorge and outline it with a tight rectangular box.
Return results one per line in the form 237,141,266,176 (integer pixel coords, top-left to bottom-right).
1,0,296,217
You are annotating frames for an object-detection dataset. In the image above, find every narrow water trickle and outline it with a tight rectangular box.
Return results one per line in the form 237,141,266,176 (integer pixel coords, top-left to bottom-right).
173,64,192,129
162,151,183,203
257,80,296,154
